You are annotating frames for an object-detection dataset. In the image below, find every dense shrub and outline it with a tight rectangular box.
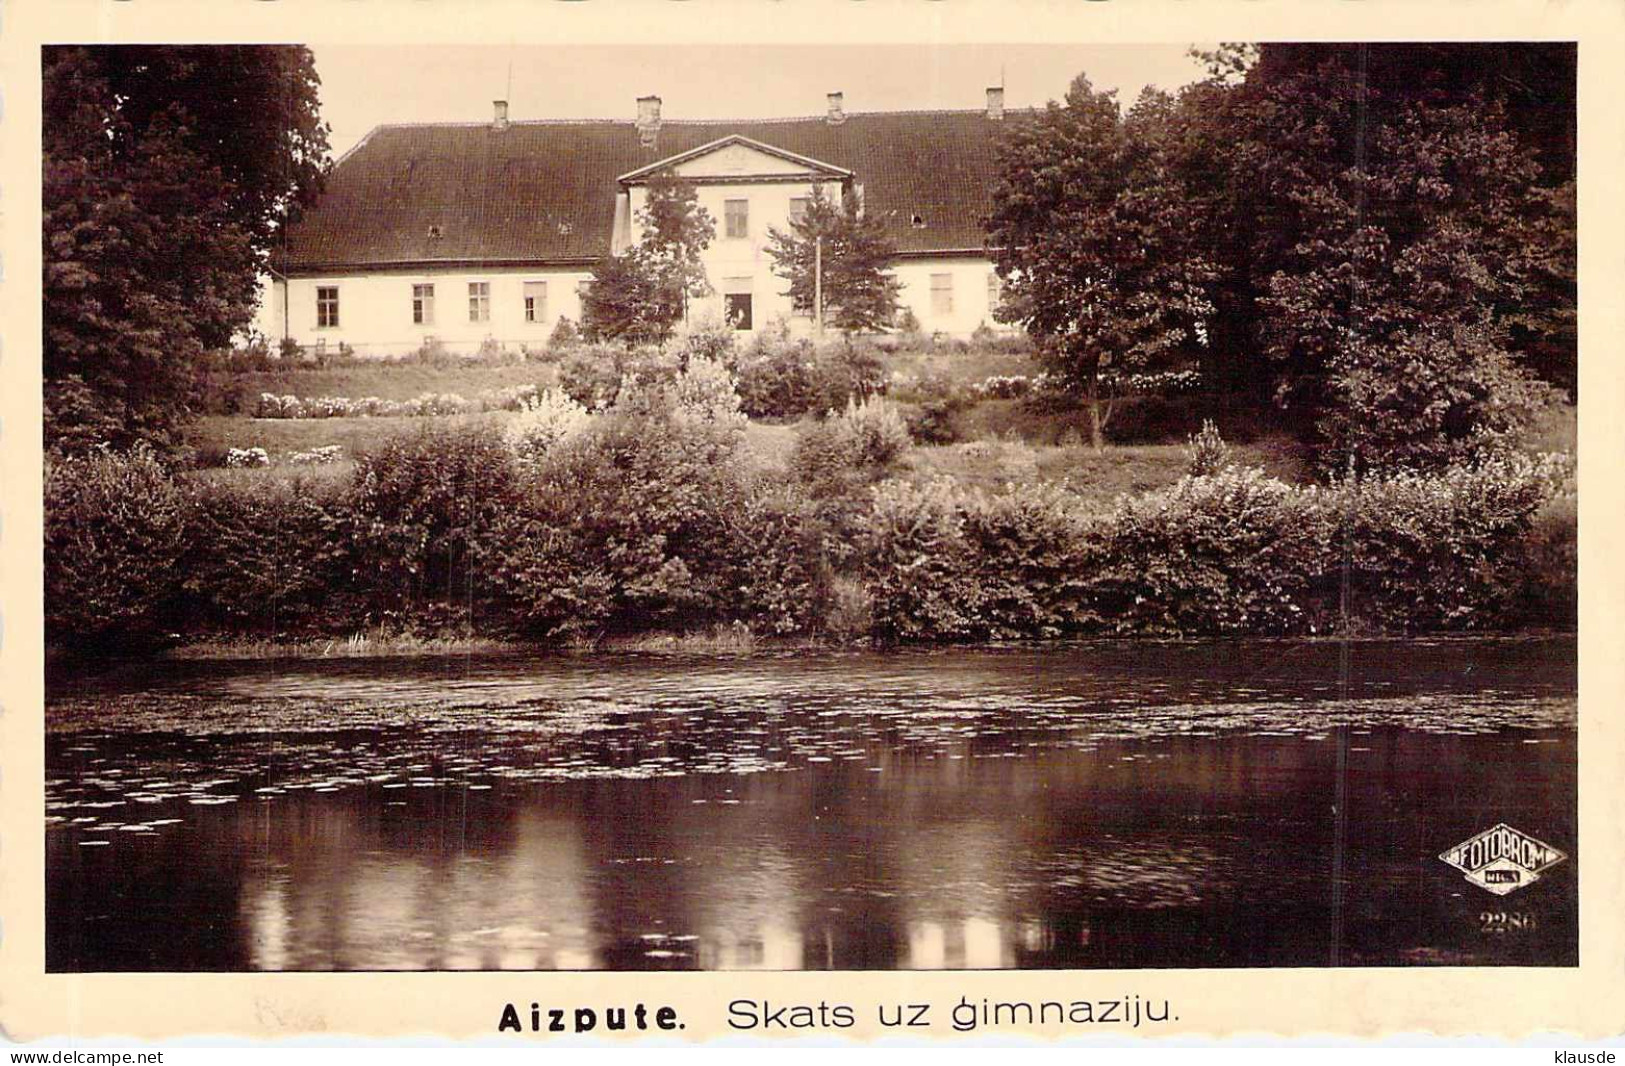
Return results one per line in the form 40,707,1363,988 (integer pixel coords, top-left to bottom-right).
1514,490,1577,629
791,395,911,500
734,336,888,419
1087,467,1337,636
735,336,818,419
861,481,1101,642
1337,454,1562,630
45,447,189,652
808,342,887,415
557,347,630,410
670,316,737,369
349,423,519,609
729,484,828,635
479,393,752,637
180,474,356,633
557,346,678,410
902,374,970,444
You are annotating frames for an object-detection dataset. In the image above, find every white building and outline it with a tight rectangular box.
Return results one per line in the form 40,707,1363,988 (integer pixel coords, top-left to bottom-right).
263,90,1017,355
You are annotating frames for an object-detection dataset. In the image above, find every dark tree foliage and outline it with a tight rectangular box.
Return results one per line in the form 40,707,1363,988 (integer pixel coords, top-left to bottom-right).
765,185,902,336
987,77,1215,450
43,46,330,454
1172,43,1576,408
582,174,714,346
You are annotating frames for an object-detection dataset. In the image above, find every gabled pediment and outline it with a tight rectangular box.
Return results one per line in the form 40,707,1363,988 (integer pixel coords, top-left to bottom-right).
617,135,853,185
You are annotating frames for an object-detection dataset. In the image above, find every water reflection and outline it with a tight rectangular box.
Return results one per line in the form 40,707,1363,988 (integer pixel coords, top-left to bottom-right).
47,637,1577,971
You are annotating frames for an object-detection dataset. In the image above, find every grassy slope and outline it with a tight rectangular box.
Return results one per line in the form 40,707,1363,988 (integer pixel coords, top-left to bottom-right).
202,361,561,408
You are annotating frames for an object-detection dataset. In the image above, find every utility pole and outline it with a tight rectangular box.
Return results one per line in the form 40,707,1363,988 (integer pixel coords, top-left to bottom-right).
814,236,824,336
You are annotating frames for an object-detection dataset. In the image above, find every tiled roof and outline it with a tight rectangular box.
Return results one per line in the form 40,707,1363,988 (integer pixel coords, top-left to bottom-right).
275,110,1021,273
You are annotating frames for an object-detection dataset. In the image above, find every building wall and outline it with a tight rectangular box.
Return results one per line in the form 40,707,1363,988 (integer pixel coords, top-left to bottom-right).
628,175,837,334
892,256,1010,336
262,266,593,357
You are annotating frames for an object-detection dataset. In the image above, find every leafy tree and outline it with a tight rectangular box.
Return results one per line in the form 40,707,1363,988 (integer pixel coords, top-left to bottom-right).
1178,51,1562,469
43,46,330,453
987,77,1215,450
1165,44,1574,456
765,186,901,336
583,174,714,345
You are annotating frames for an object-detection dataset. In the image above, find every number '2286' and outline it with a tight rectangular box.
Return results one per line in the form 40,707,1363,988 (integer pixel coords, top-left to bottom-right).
1480,911,1537,933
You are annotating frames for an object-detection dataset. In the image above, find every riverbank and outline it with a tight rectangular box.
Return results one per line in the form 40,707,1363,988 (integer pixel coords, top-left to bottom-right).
46,352,1576,659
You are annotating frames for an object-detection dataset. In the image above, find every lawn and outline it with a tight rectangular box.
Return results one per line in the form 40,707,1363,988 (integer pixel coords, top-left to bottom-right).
191,411,511,461
906,435,1305,506
200,360,561,413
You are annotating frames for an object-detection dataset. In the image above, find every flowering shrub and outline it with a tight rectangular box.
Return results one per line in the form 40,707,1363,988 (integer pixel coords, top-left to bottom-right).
253,385,546,420
504,388,591,463
669,355,747,433
287,445,343,466
226,447,270,468
791,395,911,499
972,374,1033,399
1185,419,1232,476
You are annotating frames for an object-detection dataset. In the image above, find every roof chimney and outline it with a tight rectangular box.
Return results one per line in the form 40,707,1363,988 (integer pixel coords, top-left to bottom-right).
985,86,1005,121
826,91,846,125
492,100,510,130
636,95,662,147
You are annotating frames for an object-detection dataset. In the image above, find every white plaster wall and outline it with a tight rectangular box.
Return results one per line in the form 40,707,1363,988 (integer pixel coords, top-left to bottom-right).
265,267,593,357
892,257,1014,337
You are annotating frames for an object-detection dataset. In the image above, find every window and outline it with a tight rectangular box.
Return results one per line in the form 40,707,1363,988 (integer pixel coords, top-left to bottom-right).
789,197,810,225
412,283,435,326
931,273,954,315
524,281,548,324
911,213,926,229
723,276,753,331
986,272,1003,312
468,281,490,323
725,199,749,239
316,286,339,329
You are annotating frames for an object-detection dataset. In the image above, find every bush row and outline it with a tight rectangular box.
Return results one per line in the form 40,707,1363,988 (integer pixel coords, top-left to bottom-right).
45,398,1574,655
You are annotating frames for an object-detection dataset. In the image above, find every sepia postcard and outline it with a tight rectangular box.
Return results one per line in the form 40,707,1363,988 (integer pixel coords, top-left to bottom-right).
2,0,1622,1047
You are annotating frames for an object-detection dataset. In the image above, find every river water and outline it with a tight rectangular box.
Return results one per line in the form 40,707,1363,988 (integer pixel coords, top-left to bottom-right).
46,636,1576,971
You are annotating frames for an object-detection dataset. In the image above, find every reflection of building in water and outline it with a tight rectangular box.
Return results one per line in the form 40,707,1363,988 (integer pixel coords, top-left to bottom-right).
239,800,598,970
904,916,1010,969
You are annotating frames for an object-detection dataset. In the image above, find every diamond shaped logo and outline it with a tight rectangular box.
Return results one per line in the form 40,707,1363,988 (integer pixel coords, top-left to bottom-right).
1440,823,1567,896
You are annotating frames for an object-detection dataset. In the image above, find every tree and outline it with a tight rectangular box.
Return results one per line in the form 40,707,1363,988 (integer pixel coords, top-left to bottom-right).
987,77,1215,450
43,46,330,453
765,186,901,336
582,174,714,346
1177,50,1563,470
1166,44,1575,451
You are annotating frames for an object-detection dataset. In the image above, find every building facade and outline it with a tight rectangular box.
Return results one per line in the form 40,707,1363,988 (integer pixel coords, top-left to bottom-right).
262,90,1018,355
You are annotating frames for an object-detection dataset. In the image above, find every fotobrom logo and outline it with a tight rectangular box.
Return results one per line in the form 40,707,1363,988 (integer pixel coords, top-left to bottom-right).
1440,823,1567,896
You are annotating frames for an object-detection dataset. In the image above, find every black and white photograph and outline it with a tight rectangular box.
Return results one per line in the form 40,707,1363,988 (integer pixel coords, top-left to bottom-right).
38,35,1581,985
